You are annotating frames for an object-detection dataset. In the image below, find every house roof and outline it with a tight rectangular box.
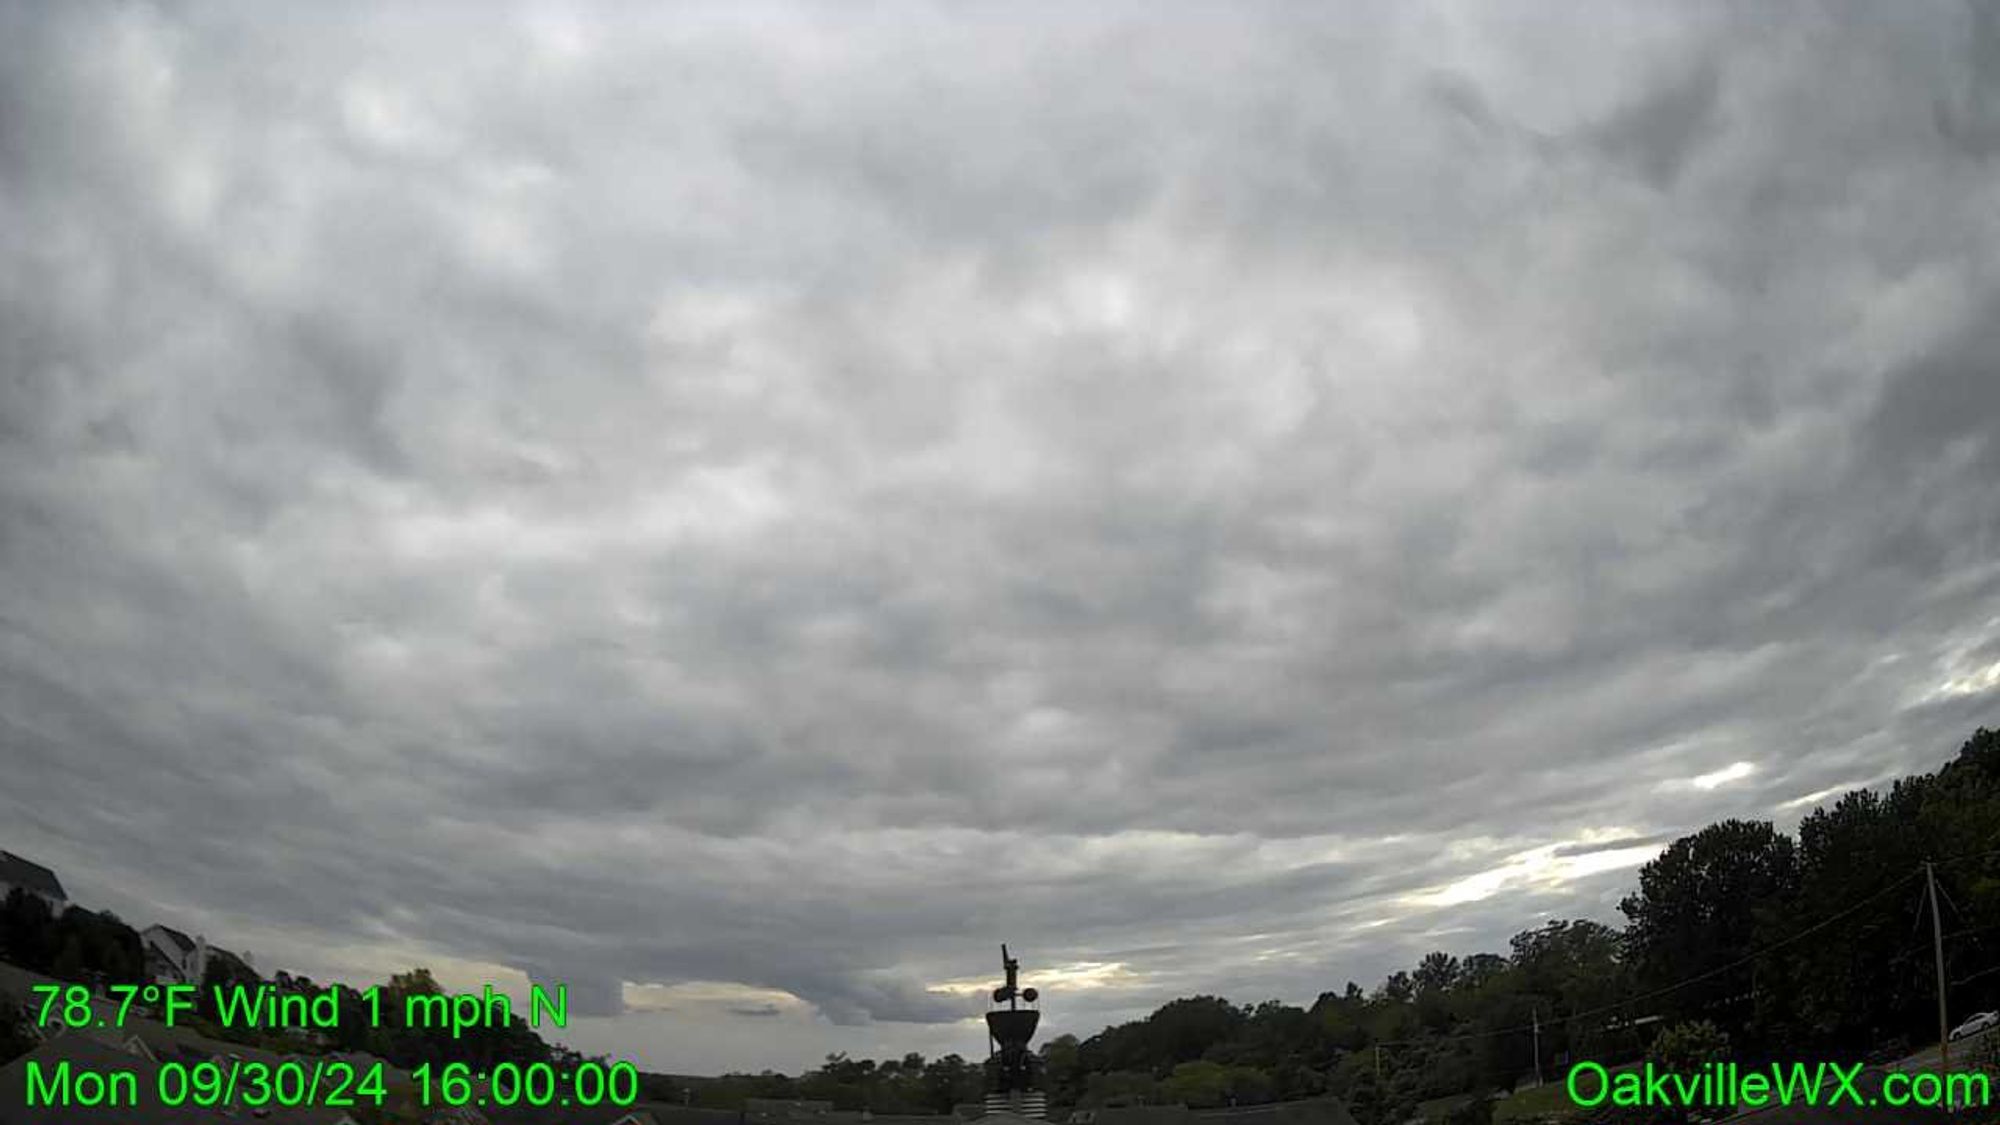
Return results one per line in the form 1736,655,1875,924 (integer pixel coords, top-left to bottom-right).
145,923,199,953
0,850,66,901
209,945,253,974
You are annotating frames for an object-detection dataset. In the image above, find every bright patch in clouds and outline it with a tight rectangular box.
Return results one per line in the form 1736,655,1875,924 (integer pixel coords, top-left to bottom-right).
1408,831,1662,908
622,981,805,1015
931,961,1141,998
1934,659,2000,701
1777,779,1886,812
1690,762,1757,790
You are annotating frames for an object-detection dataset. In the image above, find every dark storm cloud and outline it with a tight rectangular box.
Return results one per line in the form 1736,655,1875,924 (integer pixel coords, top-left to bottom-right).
1866,305,2000,474
3,0,1999,1074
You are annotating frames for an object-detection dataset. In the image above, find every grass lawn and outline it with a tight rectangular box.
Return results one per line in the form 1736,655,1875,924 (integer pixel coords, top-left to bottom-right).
1415,1094,1475,1121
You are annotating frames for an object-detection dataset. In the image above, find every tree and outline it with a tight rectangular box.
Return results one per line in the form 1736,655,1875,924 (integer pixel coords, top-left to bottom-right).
1083,1069,1160,1108
196,947,262,1023
1620,821,1798,1028
1162,1060,1232,1107
386,967,444,997
50,936,86,982
1145,996,1248,1066
1644,1020,1729,1073
0,889,55,970
1460,955,1509,992
1415,952,1461,994
1642,1021,1730,1125
1041,1034,1085,1107
1790,788,1921,1046
920,1053,981,1113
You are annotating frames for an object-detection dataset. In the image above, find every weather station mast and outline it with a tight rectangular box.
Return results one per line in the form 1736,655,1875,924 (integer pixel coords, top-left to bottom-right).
984,944,1047,1120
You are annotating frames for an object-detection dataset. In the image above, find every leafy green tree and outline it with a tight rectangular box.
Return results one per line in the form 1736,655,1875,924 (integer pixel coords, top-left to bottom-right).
1042,1033,1086,1106
1149,996,1249,1065
1376,972,1415,1005
196,947,262,1022
1620,821,1798,1030
1460,955,1509,992
0,890,55,970
920,1052,982,1113
1162,1060,1232,1107
1641,1021,1730,1125
1083,1068,1160,1108
49,936,86,981
1644,1020,1729,1073
1416,952,1461,994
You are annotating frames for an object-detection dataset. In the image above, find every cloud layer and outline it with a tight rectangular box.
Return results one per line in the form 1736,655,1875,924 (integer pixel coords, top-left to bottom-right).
3,0,1999,1074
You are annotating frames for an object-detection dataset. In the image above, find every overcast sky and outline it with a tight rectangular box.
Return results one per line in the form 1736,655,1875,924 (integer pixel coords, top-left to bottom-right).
4,0,2000,1076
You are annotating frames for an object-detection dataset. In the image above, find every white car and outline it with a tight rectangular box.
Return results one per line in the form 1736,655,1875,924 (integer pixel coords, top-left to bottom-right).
1950,1011,2000,1041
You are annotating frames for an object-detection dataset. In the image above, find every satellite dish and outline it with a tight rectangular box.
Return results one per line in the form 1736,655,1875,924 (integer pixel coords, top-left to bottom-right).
993,987,1012,1003
1022,987,1039,1003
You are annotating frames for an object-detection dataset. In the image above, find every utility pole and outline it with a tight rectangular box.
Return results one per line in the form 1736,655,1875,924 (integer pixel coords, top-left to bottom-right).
1929,861,1951,1078
1374,1044,1382,1082
1533,1008,1544,1088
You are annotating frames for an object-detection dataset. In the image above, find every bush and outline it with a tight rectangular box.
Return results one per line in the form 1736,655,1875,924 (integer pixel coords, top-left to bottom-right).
1643,1022,1729,1076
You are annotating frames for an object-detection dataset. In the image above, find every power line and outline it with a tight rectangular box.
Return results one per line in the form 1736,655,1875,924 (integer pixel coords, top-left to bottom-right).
1935,876,1966,925
1364,836,1998,1054
1928,842,2000,870
1374,868,1924,1050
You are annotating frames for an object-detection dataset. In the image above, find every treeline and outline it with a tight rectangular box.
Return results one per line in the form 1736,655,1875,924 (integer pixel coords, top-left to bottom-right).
0,892,147,983
7,726,1999,1124
693,728,2000,1125
668,1053,992,1115
260,966,565,1071
0,895,563,1072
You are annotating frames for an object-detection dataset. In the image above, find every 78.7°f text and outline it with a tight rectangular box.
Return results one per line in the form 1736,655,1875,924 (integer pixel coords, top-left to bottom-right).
33,981,569,1037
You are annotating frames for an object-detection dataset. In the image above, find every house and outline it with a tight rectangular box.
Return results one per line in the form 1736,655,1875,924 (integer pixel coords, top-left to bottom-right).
141,923,252,986
142,923,208,985
0,849,68,915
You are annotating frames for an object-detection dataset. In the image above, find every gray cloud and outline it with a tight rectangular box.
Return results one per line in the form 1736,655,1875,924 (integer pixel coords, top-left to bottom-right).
3,0,1999,1076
